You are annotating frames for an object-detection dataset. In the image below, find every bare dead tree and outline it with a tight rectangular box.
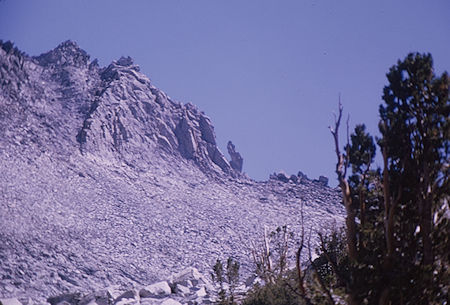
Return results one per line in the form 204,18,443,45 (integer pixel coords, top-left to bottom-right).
329,101,358,261
251,225,291,284
296,201,308,297
278,226,289,276
329,101,358,305
294,201,314,305
251,226,274,284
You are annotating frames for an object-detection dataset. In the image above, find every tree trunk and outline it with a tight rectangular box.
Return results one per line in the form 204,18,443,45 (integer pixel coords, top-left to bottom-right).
330,103,358,305
340,179,358,261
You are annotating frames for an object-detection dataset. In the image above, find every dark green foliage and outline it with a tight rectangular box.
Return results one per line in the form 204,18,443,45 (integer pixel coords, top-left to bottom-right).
377,53,449,304
242,53,448,305
211,257,240,305
347,124,376,175
213,259,225,283
313,229,348,289
331,53,449,304
226,257,241,300
242,273,302,305
243,228,349,305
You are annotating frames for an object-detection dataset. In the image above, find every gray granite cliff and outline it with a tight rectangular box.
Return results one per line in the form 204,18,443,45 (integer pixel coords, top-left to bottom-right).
0,41,345,304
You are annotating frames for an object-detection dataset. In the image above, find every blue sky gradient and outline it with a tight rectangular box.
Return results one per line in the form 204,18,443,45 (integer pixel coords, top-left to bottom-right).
1,0,449,184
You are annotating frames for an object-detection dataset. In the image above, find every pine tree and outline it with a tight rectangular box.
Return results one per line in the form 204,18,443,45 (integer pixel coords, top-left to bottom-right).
377,53,449,304
329,53,449,304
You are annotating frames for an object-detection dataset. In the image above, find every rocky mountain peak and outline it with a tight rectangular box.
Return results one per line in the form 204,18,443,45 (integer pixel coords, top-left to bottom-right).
0,40,238,176
115,56,136,68
35,40,90,67
99,56,144,85
70,49,238,175
0,41,345,303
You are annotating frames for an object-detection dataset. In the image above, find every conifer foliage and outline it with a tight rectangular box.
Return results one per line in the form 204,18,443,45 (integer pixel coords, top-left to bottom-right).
242,53,448,305
330,53,449,304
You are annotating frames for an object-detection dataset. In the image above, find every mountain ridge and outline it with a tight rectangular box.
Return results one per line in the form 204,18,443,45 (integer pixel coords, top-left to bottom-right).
0,40,345,303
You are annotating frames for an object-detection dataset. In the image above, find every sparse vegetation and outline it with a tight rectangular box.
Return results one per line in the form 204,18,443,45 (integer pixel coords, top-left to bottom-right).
212,257,241,305
243,226,303,305
242,270,302,305
242,225,347,305
251,225,293,284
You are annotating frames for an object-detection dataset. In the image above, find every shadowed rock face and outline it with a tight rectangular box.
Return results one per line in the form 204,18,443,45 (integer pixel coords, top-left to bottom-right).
0,40,345,303
227,141,243,173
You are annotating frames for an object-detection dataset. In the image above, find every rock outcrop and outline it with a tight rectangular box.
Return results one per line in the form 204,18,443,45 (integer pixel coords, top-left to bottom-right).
227,141,243,173
270,170,330,188
2,267,246,305
0,40,345,303
316,175,329,187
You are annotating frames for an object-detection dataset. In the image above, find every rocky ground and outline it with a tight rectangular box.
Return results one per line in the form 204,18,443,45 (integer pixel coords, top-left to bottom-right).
1,267,232,305
0,41,345,304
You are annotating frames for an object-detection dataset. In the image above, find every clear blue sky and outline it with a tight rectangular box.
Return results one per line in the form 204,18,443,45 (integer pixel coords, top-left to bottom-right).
1,0,449,184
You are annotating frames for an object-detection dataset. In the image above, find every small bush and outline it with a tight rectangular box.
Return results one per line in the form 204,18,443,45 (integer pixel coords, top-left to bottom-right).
242,269,302,305
211,257,240,305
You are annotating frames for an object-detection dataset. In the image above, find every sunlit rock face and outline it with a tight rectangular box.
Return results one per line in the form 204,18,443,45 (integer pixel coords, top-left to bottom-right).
0,41,345,303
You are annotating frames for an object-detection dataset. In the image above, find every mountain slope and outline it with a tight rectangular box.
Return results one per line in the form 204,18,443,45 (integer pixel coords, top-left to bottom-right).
0,41,344,302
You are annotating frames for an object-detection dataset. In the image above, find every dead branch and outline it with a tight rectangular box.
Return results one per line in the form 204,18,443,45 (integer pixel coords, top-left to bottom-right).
344,113,350,178
296,201,307,296
263,226,274,282
329,102,358,261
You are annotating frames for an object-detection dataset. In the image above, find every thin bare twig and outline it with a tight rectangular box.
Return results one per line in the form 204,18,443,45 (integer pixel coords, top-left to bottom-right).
329,101,358,261
330,101,358,305
297,201,307,296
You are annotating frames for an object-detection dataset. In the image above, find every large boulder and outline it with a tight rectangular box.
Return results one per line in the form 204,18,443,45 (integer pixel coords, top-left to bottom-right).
272,171,289,183
169,267,213,291
113,289,139,305
78,289,112,305
316,175,329,187
47,293,82,305
140,281,172,299
289,174,299,184
0,299,22,305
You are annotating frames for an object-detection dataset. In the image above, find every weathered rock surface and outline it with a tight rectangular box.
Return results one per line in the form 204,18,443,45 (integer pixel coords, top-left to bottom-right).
270,170,330,187
0,268,228,305
0,298,23,305
46,268,241,305
139,282,171,298
227,141,243,173
0,41,345,303
315,175,329,187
